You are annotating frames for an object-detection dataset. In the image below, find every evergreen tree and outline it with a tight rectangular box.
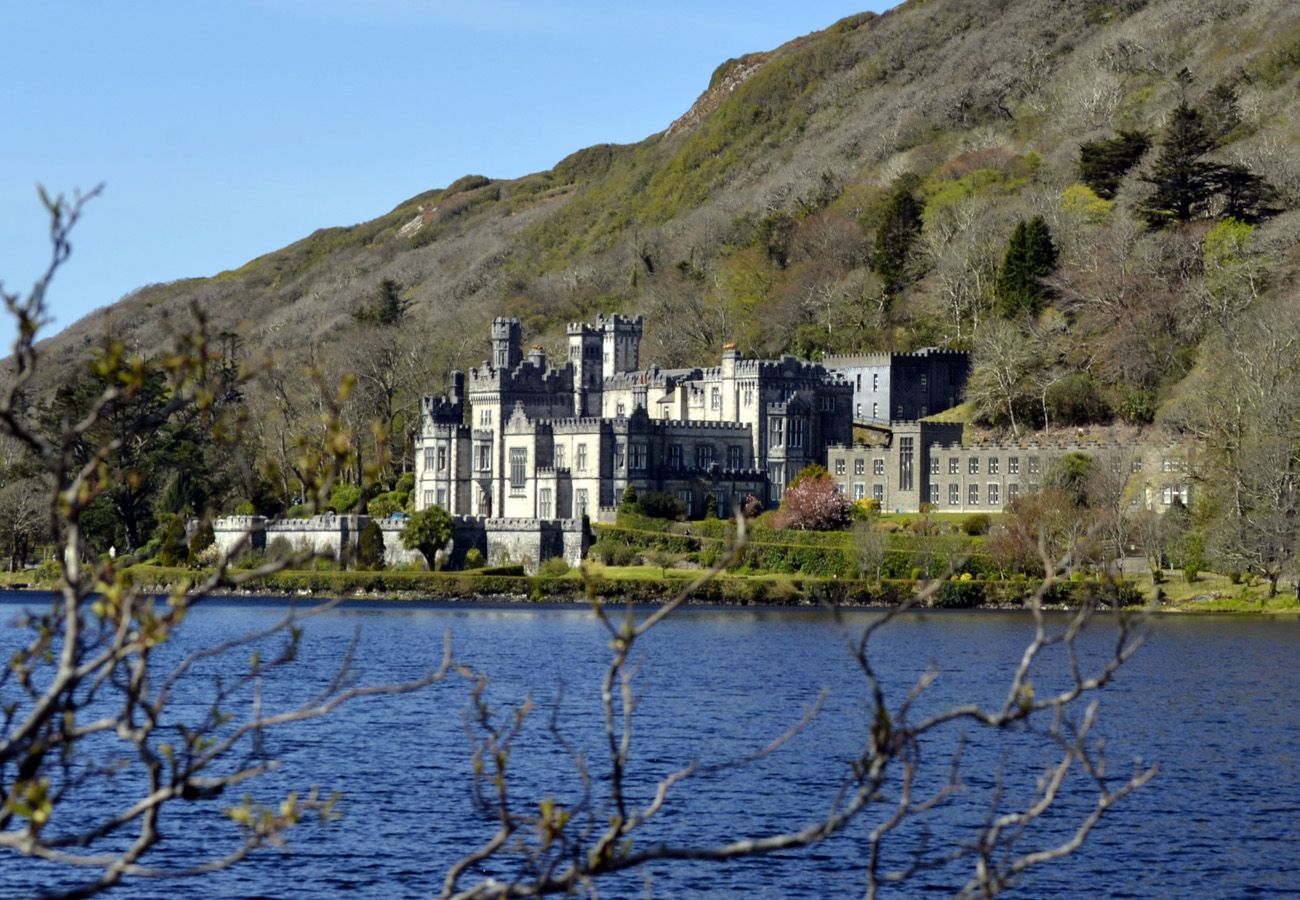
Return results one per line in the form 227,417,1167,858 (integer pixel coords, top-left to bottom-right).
353,278,409,326
357,519,386,570
870,186,924,300
995,216,1057,318
1216,164,1281,224
1078,130,1151,199
1140,102,1220,228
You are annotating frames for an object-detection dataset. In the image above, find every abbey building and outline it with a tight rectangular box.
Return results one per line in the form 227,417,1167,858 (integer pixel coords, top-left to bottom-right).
414,314,852,522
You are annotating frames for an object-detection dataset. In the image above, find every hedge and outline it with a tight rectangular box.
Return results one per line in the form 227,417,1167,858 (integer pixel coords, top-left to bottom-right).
122,565,1143,609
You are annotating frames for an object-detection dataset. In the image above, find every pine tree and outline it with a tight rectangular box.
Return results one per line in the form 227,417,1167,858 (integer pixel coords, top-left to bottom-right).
1216,164,1281,224
995,217,1057,318
1140,103,1220,228
870,186,924,300
1078,130,1151,199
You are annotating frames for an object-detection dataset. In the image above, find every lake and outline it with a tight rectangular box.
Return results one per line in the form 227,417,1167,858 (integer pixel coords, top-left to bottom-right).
2,592,1298,898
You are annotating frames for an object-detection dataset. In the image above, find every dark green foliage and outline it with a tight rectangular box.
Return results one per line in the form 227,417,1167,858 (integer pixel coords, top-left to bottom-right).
1078,130,1151,199
703,493,719,519
1216,164,1281,224
1045,452,1095,505
366,490,409,518
477,564,527,577
356,520,386,571
757,211,795,268
1202,82,1241,141
463,547,485,569
537,557,571,577
187,520,215,567
395,472,415,494
39,356,244,554
933,579,986,609
1047,373,1113,426
620,483,639,513
1134,101,1278,228
154,514,188,567
353,278,410,327
327,484,362,514
961,514,991,536
1141,102,1217,227
401,506,453,570
1118,388,1157,425
636,490,687,521
996,217,1058,317
870,186,924,299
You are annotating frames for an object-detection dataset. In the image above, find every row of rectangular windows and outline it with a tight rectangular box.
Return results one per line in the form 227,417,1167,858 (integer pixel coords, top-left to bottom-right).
833,456,1044,477
839,482,1038,506
448,442,748,481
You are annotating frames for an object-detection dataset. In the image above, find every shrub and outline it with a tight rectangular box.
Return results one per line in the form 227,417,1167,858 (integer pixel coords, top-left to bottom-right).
187,520,216,567
367,491,408,518
235,549,266,570
537,557,572,577
266,536,294,563
327,484,362,514
637,490,687,521
934,579,986,609
233,499,257,516
356,520,386,571
395,472,415,494
463,548,485,570
961,514,991,536
35,559,61,584
479,564,527,577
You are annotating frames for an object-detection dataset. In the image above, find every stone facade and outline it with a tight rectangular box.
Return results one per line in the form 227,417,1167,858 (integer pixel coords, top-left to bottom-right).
824,348,969,424
827,422,1196,514
415,315,851,523
211,515,425,568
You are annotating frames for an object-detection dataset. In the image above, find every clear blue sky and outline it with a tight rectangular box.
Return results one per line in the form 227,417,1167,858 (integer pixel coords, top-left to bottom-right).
1,1,891,351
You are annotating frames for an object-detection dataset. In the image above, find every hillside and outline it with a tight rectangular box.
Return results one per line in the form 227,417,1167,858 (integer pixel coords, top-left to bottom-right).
24,0,1300,454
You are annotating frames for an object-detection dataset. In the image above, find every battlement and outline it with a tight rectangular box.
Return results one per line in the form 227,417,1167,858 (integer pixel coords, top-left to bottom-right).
467,359,570,393
549,416,609,431
212,515,267,530
928,440,1140,454
825,347,969,365
659,418,752,433
422,394,463,423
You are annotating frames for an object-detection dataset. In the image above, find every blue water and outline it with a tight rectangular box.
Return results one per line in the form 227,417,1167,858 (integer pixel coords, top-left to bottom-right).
2,592,1298,898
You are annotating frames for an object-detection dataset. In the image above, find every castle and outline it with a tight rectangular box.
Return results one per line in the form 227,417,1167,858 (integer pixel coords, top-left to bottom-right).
210,313,1191,572
413,314,853,523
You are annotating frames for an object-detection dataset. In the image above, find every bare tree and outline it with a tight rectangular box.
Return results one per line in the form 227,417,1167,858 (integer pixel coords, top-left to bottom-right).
0,190,454,896
1183,300,1300,597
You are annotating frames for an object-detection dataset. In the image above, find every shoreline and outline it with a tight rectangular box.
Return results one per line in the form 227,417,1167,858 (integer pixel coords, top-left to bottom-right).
2,580,1296,616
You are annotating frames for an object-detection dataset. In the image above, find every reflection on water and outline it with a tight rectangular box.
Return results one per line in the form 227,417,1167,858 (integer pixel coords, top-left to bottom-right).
2,592,1297,898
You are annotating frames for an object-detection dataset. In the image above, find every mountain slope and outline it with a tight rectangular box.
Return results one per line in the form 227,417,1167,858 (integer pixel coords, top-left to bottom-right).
27,0,1300,439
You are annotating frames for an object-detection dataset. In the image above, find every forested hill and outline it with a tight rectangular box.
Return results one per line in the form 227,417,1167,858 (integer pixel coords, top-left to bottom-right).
29,0,1300,441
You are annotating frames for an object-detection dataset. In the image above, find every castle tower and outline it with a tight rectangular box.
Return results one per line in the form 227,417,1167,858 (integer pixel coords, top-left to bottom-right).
490,317,523,370
567,319,604,415
601,314,643,380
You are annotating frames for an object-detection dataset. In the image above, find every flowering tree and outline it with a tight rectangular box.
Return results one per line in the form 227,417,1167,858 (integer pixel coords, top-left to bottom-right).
772,464,853,531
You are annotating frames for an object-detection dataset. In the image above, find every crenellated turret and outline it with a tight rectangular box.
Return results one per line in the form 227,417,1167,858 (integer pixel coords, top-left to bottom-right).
491,317,523,370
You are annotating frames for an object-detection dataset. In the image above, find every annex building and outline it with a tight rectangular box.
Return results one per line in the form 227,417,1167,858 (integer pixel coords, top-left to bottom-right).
826,421,1195,515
